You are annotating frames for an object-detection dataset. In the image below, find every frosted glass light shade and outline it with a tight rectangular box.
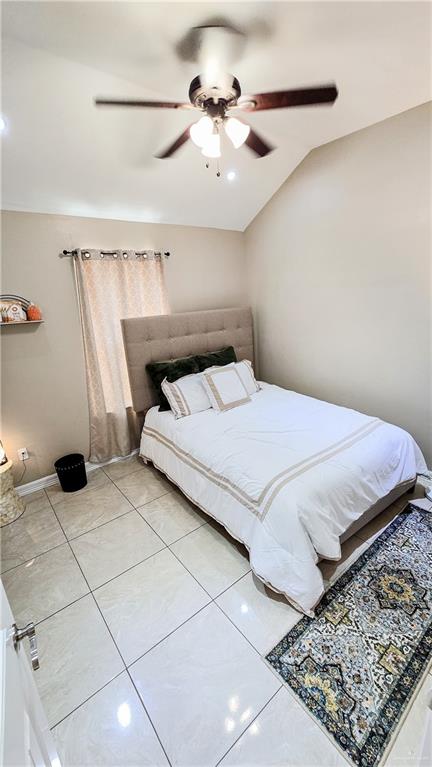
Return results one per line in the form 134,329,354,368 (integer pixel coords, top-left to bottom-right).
190,116,214,148
224,117,250,148
201,133,221,158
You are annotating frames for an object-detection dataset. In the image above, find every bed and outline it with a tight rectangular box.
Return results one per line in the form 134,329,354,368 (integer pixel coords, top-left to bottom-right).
121,307,427,615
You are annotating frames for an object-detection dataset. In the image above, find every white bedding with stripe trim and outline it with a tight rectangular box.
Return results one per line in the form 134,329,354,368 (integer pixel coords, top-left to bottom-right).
140,383,427,614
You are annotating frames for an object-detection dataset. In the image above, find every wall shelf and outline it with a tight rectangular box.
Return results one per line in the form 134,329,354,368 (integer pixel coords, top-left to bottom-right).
0,320,44,327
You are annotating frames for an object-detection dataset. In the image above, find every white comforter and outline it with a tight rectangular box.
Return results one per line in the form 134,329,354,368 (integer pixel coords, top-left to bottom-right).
141,383,427,614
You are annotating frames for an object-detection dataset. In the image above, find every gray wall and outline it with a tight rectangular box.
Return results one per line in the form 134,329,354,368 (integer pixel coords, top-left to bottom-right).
1,211,246,483
246,103,432,465
2,103,431,485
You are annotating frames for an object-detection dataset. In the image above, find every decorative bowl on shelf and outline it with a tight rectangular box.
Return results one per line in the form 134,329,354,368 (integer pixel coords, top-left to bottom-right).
0,295,43,325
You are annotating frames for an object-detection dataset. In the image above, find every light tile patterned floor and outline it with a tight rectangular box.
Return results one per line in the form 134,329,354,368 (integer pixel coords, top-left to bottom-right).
1,461,431,767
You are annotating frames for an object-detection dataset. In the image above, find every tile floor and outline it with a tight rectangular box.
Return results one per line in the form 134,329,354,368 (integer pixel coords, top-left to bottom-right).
1,458,431,767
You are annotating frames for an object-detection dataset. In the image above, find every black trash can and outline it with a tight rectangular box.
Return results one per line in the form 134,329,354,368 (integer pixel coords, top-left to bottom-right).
54,453,87,493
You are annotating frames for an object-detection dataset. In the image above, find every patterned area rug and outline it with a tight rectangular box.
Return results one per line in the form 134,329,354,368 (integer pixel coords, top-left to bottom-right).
266,505,432,767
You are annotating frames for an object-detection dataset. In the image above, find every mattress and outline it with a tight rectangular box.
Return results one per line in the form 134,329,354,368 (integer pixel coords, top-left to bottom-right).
140,383,427,615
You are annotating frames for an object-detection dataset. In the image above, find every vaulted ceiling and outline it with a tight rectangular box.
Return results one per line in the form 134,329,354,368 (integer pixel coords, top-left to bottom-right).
1,1,431,230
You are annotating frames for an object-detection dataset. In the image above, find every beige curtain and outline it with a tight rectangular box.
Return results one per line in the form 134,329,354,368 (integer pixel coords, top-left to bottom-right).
74,250,169,463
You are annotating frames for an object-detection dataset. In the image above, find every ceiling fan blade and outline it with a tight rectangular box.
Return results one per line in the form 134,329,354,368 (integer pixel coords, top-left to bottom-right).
155,126,192,159
238,85,338,111
95,98,194,110
244,128,274,158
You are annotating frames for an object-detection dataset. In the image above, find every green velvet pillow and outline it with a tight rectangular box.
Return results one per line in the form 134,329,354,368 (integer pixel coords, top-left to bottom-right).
146,355,200,411
195,346,237,372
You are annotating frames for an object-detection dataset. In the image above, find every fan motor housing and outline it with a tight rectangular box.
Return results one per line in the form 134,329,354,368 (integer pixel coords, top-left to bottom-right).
189,75,241,113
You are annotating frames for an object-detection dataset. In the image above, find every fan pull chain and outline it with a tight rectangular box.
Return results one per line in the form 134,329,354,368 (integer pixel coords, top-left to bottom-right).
204,159,222,178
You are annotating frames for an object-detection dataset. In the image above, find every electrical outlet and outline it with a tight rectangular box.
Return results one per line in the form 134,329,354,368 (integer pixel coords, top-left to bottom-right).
17,447,29,461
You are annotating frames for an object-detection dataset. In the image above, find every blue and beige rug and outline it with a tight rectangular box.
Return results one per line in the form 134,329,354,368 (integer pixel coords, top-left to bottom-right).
266,504,432,767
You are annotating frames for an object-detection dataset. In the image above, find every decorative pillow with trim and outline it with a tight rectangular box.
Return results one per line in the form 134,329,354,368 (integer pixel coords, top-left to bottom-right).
161,373,212,419
146,355,200,411
232,360,260,396
204,360,260,396
201,366,251,413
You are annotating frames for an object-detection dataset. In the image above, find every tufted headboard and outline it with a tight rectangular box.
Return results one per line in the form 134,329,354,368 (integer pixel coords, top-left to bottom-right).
121,307,254,415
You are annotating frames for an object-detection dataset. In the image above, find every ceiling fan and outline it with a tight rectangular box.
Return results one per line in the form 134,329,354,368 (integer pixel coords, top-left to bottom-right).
95,75,338,161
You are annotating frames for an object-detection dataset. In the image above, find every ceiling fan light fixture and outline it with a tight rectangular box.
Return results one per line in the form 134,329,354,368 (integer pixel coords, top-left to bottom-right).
190,115,214,148
201,132,221,158
224,117,250,149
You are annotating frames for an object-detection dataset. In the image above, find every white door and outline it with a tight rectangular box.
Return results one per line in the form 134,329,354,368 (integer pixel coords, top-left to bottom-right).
0,583,60,767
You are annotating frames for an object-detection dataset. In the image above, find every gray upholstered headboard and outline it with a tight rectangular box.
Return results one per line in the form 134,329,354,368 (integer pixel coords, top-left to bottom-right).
121,307,254,415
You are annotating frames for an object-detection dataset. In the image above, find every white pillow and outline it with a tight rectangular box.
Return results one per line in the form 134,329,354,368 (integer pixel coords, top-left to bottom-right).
201,366,251,413
233,360,260,396
161,373,211,419
204,360,260,396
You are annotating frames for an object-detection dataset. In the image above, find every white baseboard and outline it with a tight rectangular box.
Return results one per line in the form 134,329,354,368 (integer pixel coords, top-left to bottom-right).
16,449,140,497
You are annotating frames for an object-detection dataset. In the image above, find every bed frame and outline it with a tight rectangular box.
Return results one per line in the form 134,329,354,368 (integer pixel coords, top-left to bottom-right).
121,306,414,548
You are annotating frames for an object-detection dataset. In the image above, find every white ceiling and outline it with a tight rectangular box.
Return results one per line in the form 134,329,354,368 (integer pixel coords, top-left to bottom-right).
1,1,431,231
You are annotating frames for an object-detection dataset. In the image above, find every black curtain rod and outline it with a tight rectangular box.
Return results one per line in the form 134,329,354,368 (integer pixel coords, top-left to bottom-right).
60,249,171,258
